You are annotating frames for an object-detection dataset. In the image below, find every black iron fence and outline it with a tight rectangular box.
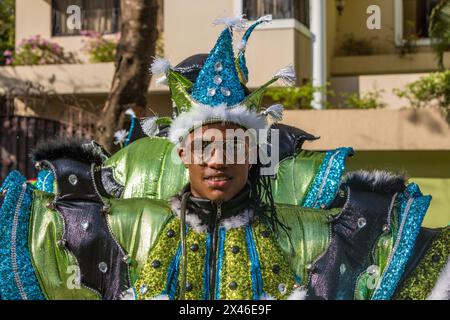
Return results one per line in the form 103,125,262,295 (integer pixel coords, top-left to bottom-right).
0,115,62,181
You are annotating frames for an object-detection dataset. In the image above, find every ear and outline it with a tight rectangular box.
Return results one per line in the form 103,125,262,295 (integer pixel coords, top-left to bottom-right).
178,148,189,168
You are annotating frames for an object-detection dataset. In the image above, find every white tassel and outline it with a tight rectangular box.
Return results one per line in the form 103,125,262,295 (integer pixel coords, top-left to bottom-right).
140,117,159,137
124,108,135,117
256,14,273,24
273,65,297,86
213,15,248,31
155,75,168,86
113,129,128,145
150,57,171,76
262,104,284,122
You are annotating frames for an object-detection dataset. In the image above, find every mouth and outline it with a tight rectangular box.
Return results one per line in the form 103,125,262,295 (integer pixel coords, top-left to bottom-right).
204,175,232,187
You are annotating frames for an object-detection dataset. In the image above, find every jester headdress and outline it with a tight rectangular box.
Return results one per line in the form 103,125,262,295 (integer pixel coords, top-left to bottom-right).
151,15,296,145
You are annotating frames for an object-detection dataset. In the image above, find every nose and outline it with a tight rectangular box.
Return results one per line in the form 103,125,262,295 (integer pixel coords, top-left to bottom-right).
205,147,227,169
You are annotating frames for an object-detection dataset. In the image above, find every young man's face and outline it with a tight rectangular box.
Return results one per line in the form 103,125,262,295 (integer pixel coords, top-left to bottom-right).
178,123,252,202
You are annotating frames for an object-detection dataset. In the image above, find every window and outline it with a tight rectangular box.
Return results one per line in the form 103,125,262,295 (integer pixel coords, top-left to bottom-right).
243,0,310,27
402,0,439,39
52,0,120,36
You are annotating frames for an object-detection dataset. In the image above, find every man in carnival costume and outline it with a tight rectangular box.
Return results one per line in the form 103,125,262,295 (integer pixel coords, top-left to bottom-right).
0,16,448,301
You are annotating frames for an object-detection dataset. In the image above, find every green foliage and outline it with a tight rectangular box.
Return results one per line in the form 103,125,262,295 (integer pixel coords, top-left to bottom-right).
81,31,118,63
394,71,450,122
0,0,15,66
11,35,78,66
429,0,450,70
339,33,375,56
264,83,326,110
264,83,384,110
339,90,386,109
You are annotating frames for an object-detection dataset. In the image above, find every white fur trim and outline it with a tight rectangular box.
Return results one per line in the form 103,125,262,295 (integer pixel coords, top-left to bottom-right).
220,209,253,230
150,57,171,76
170,197,208,233
259,293,276,300
427,257,450,300
168,103,267,144
170,197,254,232
287,287,308,300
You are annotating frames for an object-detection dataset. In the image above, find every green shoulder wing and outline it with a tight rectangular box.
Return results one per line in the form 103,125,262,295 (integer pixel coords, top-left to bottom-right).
107,197,174,284
274,203,339,284
103,137,188,199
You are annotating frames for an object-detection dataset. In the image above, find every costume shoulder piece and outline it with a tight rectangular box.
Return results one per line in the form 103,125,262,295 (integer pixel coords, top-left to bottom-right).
0,139,174,300
274,170,449,300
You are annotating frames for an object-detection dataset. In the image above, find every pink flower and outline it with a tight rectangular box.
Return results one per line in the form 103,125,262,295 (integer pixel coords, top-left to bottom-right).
5,58,12,65
3,50,12,57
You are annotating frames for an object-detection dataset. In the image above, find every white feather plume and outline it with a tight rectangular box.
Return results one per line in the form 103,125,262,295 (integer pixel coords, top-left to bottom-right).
273,65,297,86
140,117,159,137
213,15,248,31
262,104,284,122
150,57,171,76
113,129,128,145
124,108,135,117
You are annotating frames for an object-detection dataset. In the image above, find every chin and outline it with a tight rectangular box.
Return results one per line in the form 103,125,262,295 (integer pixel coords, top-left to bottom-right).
207,189,231,202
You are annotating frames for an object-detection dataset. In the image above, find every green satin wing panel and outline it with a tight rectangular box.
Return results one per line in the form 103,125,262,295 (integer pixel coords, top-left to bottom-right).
271,151,326,206
29,190,100,300
107,198,174,284
103,137,188,199
275,203,339,284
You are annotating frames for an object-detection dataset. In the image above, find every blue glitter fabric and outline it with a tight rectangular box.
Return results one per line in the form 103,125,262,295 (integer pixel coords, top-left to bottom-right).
238,19,267,82
35,170,54,193
215,227,226,299
371,183,431,300
302,147,354,209
0,171,45,300
125,116,135,147
203,232,212,299
164,243,181,299
246,225,263,299
191,28,246,106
